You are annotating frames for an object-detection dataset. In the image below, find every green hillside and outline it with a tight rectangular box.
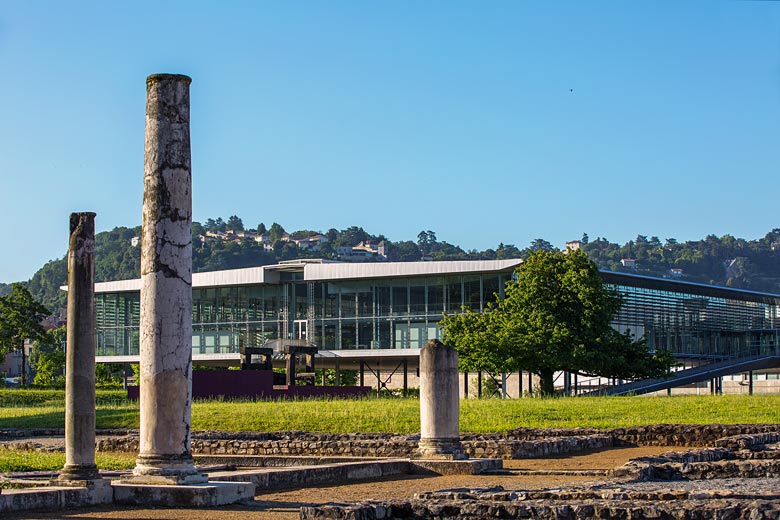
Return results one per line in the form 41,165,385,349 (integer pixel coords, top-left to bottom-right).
18,218,780,312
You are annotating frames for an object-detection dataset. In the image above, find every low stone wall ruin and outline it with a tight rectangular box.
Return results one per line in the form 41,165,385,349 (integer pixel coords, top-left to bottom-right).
300,498,780,520
4,424,778,461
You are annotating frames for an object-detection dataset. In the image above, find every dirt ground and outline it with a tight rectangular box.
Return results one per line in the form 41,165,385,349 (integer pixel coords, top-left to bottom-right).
4,446,676,520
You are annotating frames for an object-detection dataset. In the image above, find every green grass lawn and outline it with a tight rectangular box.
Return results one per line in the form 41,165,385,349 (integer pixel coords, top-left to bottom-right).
1,390,780,433
0,451,136,473
2,391,780,473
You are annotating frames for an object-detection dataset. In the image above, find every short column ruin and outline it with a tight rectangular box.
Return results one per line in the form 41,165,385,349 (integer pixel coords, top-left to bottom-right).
60,212,100,481
129,73,206,484
418,339,466,460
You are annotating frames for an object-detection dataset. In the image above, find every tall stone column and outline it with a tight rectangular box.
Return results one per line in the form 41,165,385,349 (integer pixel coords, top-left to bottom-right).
418,339,466,460
60,212,100,481
131,73,205,484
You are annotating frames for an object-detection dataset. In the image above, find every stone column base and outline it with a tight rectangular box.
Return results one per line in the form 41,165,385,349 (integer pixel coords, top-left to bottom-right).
58,464,101,482
123,455,208,485
416,438,468,460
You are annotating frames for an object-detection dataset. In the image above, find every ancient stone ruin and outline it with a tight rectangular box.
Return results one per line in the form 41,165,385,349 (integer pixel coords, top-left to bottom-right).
60,212,100,482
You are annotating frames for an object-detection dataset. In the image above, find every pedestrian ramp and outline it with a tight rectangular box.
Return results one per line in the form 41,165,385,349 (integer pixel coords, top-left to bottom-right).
583,354,780,396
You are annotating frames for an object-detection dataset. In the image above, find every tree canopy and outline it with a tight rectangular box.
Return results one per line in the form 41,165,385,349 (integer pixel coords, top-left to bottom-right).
440,250,673,395
0,283,51,384
30,325,66,387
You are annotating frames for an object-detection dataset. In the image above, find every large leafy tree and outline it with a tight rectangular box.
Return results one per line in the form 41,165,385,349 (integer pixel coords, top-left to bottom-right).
441,250,672,395
0,283,51,385
30,325,66,387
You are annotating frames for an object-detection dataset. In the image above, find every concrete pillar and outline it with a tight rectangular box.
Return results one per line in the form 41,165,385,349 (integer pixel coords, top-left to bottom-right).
131,73,205,484
60,212,100,481
402,359,408,397
418,339,465,460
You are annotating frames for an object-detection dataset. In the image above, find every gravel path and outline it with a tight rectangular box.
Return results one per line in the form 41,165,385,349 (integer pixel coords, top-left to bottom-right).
2,446,678,520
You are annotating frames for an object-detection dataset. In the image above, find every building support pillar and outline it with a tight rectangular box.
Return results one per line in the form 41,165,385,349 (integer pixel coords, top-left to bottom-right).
518,370,523,398
60,212,100,482
402,359,408,397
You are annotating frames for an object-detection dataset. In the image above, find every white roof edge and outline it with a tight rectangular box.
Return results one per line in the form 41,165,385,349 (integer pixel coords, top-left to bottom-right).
92,266,269,294
304,259,522,281
89,260,523,294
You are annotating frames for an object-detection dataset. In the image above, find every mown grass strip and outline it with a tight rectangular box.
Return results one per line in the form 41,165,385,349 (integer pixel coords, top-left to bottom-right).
1,394,779,433
0,451,136,473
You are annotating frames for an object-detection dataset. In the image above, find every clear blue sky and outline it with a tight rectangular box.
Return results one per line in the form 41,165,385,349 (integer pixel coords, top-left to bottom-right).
1,1,779,283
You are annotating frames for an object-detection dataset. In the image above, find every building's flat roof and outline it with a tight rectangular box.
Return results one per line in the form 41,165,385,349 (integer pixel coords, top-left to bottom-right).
601,271,780,304
83,259,780,305
303,259,523,281
89,266,271,293
90,259,523,294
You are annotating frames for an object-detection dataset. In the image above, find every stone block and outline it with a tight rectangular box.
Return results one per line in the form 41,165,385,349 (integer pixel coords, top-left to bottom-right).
111,480,255,507
409,458,503,475
0,480,112,514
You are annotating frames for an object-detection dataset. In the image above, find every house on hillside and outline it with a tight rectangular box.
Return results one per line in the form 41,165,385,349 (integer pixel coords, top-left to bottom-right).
294,234,330,251
337,240,389,262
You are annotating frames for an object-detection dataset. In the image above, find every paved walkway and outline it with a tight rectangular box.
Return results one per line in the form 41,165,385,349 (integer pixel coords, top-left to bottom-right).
3,446,675,520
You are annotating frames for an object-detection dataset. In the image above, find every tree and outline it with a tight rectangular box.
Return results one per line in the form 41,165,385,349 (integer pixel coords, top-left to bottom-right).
268,222,286,242
0,283,51,385
192,221,205,238
441,250,672,395
528,238,556,253
226,215,244,232
215,217,227,233
495,243,522,260
30,325,66,386
257,222,267,235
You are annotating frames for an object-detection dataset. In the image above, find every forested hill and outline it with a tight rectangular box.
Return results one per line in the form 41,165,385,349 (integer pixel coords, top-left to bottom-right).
20,216,780,311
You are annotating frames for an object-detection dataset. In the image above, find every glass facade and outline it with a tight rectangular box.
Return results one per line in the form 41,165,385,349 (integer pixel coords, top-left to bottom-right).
94,267,780,361
610,282,780,360
95,272,508,356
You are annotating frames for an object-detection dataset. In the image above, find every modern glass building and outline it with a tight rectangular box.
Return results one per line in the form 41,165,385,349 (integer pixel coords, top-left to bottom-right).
91,259,780,372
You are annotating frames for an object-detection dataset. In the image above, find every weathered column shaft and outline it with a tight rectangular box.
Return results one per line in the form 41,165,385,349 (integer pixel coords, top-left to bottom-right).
133,73,204,483
418,339,465,460
61,212,99,481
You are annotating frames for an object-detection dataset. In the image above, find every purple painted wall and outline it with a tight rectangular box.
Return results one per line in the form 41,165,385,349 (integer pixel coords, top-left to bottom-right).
126,370,371,400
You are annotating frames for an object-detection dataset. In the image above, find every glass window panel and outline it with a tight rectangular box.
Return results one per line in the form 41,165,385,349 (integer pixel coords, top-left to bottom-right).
464,277,481,311
447,279,463,312
340,292,356,318
376,286,391,316
410,285,425,314
358,320,373,349
482,276,500,306
392,285,408,315
322,323,337,350
341,322,357,350
427,279,443,314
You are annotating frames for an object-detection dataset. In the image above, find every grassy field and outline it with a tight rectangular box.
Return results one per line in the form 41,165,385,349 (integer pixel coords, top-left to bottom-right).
2,391,780,473
1,389,780,433
0,451,135,473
